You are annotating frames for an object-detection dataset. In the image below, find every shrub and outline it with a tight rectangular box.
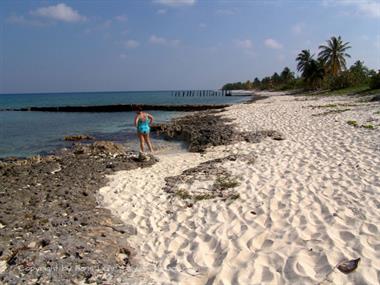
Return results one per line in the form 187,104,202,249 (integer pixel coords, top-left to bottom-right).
327,72,354,90
369,73,380,89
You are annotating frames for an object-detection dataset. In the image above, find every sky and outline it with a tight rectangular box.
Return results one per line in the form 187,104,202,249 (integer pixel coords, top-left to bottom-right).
0,0,379,93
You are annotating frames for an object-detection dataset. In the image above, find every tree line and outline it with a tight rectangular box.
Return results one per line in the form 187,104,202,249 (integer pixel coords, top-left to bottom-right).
222,36,380,92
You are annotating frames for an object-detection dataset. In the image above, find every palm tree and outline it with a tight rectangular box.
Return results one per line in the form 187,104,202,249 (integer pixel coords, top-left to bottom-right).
280,67,295,83
303,59,325,89
318,36,351,77
296,49,314,74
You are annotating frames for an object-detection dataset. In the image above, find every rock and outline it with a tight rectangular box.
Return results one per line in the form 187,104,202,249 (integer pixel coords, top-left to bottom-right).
45,162,62,174
91,141,126,155
153,112,285,152
337,258,360,274
64,135,95,141
137,152,149,162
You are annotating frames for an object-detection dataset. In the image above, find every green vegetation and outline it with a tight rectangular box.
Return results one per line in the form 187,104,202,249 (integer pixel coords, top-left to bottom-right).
213,175,240,190
346,120,376,129
228,193,240,201
312,108,351,116
174,174,241,203
361,124,374,129
318,36,351,77
369,73,380,89
175,189,214,201
317,104,338,108
323,85,372,96
175,189,192,200
193,193,214,201
347,120,358,127
222,35,380,94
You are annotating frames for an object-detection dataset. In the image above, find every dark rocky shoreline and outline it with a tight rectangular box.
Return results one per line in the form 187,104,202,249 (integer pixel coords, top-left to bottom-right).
0,142,156,284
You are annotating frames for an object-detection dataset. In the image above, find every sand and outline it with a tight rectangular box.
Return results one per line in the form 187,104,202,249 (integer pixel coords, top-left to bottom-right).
99,92,380,285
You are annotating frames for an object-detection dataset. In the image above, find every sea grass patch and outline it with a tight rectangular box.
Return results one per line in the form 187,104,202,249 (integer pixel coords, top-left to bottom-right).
347,120,358,127
163,154,258,205
312,108,351,116
361,124,375,129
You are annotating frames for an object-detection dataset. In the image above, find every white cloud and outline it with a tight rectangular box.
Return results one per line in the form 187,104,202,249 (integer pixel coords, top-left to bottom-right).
125,40,140,48
292,23,304,35
235,39,255,57
115,15,127,22
154,0,196,6
157,9,167,14
149,35,166,44
30,3,86,23
235,39,253,49
264,38,283,49
322,0,380,18
149,35,180,46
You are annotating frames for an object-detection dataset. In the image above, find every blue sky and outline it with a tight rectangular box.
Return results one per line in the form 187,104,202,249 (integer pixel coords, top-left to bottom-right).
1,0,379,93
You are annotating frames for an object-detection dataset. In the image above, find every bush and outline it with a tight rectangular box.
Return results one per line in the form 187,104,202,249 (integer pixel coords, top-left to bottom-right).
327,72,354,90
369,73,380,89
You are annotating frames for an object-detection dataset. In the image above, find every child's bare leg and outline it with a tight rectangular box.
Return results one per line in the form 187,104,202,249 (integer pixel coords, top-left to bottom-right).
144,134,154,153
138,133,145,152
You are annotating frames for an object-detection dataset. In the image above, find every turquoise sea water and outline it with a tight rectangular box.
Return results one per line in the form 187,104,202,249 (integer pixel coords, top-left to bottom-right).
0,91,248,158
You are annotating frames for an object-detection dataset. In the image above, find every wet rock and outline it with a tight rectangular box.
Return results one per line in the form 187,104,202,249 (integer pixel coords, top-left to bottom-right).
91,141,126,155
152,111,285,152
64,135,95,141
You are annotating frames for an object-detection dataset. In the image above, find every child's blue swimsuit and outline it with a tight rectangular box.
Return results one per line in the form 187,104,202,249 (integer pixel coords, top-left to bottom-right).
137,117,150,134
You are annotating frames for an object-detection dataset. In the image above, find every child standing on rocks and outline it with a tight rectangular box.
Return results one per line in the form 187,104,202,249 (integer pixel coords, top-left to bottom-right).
134,106,154,154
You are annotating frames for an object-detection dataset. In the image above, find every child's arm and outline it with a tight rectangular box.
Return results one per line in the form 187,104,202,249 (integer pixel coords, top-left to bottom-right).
134,114,139,127
148,114,154,124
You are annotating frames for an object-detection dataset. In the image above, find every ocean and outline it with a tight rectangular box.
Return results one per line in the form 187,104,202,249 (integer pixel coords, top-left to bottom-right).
0,91,249,158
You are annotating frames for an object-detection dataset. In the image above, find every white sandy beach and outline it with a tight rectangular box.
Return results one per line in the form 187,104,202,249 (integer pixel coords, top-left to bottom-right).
100,92,380,285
